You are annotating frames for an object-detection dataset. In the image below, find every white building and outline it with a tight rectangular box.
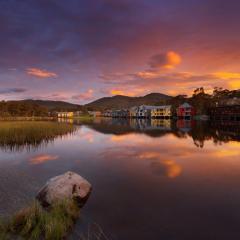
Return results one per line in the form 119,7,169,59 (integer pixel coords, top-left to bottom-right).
136,105,156,118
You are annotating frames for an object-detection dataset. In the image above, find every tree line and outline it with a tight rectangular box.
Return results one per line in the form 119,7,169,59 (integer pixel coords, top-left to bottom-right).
165,87,240,115
0,101,48,117
0,87,239,117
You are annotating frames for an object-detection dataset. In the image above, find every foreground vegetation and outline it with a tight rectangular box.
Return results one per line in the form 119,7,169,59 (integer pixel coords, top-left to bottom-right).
0,200,80,240
0,121,77,151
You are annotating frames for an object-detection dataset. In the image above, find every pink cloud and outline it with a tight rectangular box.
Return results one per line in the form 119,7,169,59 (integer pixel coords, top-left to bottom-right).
100,70,240,97
26,68,58,78
72,89,94,101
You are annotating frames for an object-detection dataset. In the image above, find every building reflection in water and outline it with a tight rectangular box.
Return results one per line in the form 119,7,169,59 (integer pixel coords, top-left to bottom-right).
86,118,240,149
57,118,74,124
129,118,172,131
176,119,195,133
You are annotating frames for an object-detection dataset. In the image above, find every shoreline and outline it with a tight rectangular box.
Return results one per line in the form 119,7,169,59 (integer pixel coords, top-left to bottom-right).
0,116,55,121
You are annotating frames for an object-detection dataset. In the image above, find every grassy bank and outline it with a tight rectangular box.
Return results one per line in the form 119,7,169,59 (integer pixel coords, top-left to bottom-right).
73,114,94,121
0,121,77,151
74,115,94,120
1,200,80,240
0,116,55,121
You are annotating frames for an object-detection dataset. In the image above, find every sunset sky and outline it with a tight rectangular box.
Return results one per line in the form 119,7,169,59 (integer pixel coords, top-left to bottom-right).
0,0,240,104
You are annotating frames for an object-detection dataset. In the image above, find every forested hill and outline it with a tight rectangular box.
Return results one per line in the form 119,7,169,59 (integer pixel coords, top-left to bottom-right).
85,93,172,110
0,100,83,117
20,100,82,111
1,88,239,116
0,101,49,117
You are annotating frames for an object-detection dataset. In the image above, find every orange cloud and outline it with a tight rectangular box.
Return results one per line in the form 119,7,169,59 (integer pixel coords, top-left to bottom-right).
164,51,182,69
110,89,125,95
30,154,58,165
106,70,240,97
149,51,181,70
110,88,145,96
26,68,58,78
134,51,182,80
213,72,240,90
213,72,240,80
227,80,240,90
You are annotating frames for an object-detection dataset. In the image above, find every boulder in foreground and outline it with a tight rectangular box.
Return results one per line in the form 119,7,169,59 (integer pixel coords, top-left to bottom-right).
36,171,92,208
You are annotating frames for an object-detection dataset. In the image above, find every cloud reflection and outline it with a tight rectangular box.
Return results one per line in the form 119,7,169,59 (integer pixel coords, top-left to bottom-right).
150,160,182,178
30,154,59,165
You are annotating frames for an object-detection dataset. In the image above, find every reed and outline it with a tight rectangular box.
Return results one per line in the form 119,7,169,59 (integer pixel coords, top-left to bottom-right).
2,200,80,240
0,121,77,151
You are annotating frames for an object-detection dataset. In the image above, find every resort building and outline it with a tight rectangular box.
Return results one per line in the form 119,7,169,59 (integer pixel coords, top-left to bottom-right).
74,111,83,117
88,111,102,117
218,97,240,106
57,112,74,118
177,103,195,119
151,105,172,119
209,105,240,121
129,106,138,118
103,110,112,117
136,105,157,118
111,109,129,118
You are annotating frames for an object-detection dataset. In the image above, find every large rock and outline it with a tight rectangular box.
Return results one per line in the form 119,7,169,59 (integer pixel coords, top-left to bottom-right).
36,171,92,208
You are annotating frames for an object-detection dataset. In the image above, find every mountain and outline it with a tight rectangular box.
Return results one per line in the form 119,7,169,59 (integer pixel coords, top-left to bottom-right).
18,100,83,111
85,93,172,110
4,92,171,112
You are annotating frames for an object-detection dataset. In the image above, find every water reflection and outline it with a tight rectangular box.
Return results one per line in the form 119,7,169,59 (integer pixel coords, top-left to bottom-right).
1,119,240,239
139,152,182,178
85,118,240,148
0,119,239,153
150,159,182,178
30,154,59,165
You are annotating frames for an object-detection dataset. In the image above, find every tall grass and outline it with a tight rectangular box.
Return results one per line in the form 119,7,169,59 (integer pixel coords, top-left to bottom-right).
0,121,77,151
2,200,80,240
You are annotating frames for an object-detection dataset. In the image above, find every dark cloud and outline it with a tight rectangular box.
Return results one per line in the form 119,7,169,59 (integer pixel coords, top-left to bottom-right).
0,88,27,95
148,51,181,69
0,0,142,69
149,54,169,69
0,0,237,69
0,0,239,100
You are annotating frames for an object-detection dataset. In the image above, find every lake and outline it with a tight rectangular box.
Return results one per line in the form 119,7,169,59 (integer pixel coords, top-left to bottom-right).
0,119,240,239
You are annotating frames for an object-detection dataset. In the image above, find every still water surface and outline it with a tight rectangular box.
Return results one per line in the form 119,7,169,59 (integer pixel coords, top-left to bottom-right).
0,119,240,239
